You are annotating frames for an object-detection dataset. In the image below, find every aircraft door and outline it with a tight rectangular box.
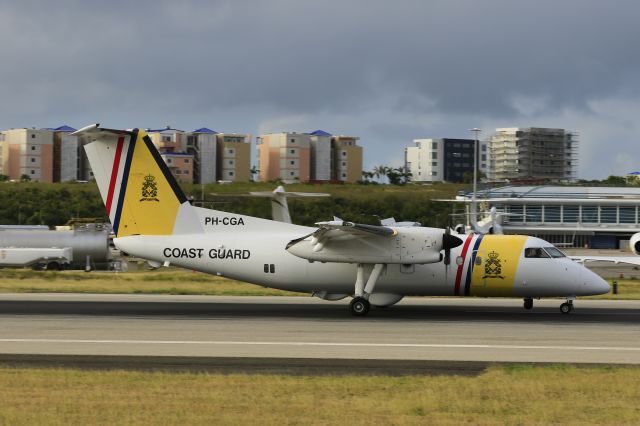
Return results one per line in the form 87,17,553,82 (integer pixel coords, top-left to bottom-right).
471,249,488,289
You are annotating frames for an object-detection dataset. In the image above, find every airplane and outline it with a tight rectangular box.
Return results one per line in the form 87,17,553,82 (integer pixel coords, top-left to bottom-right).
74,124,610,316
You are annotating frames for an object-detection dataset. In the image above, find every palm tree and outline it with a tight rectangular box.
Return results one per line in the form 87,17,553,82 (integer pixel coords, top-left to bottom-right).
373,165,389,184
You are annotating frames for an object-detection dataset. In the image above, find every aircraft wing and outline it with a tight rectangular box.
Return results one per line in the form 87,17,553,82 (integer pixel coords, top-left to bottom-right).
314,220,397,238
570,255,640,266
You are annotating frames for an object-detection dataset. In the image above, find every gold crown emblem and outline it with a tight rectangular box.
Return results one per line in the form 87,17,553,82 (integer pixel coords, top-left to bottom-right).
488,251,499,259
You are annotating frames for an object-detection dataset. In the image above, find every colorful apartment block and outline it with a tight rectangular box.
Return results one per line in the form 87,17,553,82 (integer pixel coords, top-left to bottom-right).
216,133,251,182
0,128,54,182
257,130,362,183
256,132,311,183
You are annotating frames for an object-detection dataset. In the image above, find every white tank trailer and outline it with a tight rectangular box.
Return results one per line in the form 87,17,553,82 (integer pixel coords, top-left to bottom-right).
0,223,111,271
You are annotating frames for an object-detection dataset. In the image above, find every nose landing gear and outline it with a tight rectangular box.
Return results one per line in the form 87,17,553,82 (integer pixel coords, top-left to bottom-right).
523,298,534,310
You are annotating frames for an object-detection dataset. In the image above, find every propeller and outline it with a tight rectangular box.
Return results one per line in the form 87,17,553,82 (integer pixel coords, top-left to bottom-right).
442,229,463,265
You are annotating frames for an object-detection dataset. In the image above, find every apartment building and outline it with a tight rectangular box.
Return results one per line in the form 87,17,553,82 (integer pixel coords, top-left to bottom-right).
331,135,362,183
51,125,79,182
186,128,218,184
147,126,194,183
160,152,193,183
149,127,250,183
257,132,311,183
257,130,363,183
0,128,54,182
405,138,488,183
489,127,578,181
309,130,332,181
146,126,188,153
216,133,251,182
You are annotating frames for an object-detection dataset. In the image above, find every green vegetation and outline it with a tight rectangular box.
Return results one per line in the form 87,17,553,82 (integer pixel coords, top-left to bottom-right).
0,269,302,296
585,278,640,300
0,181,464,227
0,365,638,425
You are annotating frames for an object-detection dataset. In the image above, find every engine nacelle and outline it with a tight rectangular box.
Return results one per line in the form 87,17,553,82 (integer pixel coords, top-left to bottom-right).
287,227,461,264
630,232,640,255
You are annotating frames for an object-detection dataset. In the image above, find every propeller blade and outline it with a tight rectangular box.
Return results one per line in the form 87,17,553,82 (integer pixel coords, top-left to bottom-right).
443,232,463,250
442,228,462,265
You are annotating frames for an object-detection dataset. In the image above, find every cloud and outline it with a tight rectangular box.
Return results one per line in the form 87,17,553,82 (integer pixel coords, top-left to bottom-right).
1,0,639,178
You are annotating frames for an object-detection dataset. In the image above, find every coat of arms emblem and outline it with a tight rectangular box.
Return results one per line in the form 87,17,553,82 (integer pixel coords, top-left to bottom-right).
140,174,159,202
483,251,504,279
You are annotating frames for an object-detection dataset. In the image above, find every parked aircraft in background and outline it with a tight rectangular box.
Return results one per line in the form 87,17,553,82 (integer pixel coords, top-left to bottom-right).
444,198,640,266
75,124,610,315
235,185,329,224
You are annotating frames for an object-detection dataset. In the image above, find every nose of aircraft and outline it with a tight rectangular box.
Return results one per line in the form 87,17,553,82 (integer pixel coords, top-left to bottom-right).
581,267,610,295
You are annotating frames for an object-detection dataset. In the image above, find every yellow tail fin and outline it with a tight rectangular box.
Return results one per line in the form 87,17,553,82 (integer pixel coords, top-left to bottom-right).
79,125,198,237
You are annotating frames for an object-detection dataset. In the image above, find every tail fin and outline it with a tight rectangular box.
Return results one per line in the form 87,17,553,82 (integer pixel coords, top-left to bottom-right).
76,124,200,237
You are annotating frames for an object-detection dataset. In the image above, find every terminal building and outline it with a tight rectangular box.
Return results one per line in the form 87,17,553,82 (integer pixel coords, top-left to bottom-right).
455,186,640,249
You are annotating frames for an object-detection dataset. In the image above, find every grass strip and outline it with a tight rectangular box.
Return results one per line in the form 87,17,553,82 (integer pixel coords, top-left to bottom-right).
1,269,640,299
0,365,638,425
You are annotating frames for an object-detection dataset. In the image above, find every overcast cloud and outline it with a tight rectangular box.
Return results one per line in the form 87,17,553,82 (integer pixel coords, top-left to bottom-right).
1,0,639,178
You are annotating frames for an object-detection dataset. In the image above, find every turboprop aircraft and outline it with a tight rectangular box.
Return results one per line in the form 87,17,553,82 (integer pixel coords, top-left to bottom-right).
75,124,610,316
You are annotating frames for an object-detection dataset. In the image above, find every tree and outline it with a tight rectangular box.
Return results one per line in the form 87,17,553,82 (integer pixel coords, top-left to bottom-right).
361,171,375,183
0,174,8,182
386,167,412,185
462,170,487,184
373,165,389,184
602,175,626,185
249,165,260,182
19,174,31,182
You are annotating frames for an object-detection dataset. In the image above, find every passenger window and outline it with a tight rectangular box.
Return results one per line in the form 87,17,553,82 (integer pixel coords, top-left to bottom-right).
475,256,482,265
524,247,550,258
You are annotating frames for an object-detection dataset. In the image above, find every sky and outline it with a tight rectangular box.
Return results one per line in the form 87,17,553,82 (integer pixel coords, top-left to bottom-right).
1,0,639,179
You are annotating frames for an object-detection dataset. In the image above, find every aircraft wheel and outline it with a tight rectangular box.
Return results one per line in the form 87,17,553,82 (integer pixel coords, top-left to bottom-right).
350,297,370,316
523,298,533,310
560,302,572,314
46,261,61,271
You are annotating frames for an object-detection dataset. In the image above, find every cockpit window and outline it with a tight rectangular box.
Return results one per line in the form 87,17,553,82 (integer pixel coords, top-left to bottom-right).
524,247,550,258
543,247,566,258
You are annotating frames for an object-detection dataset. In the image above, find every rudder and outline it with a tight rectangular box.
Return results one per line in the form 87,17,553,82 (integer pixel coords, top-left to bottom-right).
77,124,199,237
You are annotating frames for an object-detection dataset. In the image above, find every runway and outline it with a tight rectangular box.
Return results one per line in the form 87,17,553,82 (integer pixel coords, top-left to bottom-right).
0,294,639,369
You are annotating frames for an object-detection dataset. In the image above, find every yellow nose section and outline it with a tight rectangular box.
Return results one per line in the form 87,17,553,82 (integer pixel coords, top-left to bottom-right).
470,235,527,296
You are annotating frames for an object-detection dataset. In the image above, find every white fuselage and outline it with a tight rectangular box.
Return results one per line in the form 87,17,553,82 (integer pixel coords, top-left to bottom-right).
114,208,609,299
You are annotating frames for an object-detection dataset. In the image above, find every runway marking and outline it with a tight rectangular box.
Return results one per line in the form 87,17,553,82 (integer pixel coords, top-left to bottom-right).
0,339,639,352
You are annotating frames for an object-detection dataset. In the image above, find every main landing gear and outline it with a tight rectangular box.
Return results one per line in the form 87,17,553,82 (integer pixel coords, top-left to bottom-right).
349,263,384,316
523,298,534,310
560,299,574,314
350,297,370,316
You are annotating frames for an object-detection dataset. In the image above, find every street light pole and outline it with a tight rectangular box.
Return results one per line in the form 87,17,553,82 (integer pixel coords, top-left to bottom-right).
468,128,482,228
